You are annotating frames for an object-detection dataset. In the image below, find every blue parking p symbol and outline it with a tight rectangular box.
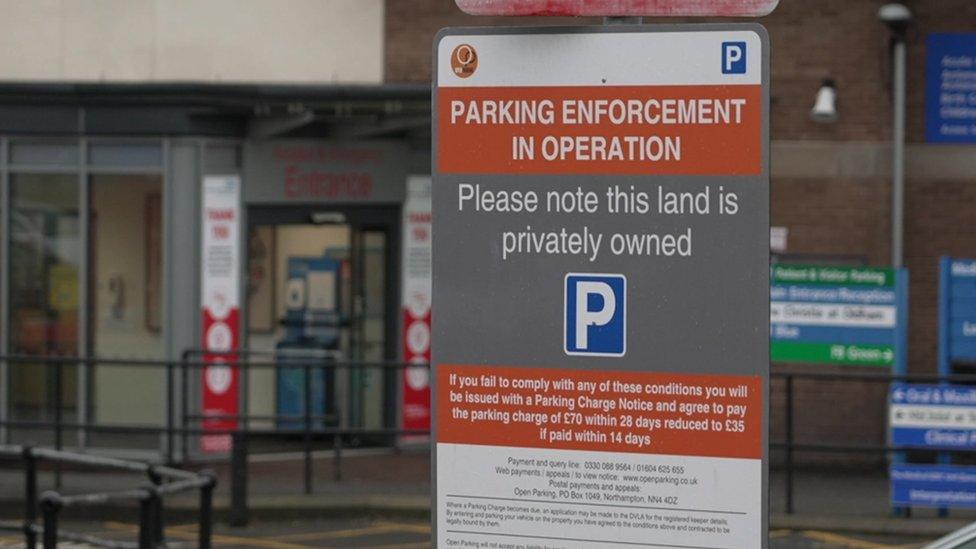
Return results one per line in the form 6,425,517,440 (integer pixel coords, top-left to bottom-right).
564,274,626,357
722,42,747,74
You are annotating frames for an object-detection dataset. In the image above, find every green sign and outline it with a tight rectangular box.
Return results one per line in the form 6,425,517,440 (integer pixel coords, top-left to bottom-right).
771,265,894,288
770,342,894,367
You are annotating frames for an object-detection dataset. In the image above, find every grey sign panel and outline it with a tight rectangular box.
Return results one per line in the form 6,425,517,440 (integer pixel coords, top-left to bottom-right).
433,24,769,548
243,139,409,205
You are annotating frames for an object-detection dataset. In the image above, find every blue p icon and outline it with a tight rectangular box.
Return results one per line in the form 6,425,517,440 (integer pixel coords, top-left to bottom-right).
565,274,626,357
722,42,747,74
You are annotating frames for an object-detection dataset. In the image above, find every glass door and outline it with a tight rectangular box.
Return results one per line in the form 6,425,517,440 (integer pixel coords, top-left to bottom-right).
245,206,398,438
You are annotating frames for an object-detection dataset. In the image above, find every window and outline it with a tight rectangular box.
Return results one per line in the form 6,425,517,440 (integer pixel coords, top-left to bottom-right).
8,174,80,429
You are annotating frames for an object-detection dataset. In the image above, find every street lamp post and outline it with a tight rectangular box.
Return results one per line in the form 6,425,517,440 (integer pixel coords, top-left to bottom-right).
879,3,911,268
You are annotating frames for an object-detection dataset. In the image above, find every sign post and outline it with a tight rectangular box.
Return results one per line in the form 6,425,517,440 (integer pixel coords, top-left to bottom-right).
433,25,769,548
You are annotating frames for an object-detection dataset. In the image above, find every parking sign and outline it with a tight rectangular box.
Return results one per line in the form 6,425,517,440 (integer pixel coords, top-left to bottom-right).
433,25,769,548
565,273,626,356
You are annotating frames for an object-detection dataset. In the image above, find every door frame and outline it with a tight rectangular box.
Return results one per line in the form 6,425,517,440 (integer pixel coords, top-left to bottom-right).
243,204,402,430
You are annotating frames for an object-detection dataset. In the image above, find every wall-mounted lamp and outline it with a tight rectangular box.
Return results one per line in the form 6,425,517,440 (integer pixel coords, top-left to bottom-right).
810,79,837,123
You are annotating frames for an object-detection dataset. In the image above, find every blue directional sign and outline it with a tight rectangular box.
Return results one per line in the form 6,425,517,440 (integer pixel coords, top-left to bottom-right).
890,383,976,450
939,258,976,375
891,464,976,509
926,34,976,143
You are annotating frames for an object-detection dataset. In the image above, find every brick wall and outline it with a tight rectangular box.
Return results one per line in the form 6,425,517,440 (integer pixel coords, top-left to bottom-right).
772,177,891,265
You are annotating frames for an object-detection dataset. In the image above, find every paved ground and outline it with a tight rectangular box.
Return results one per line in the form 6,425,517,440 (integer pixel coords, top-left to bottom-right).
0,520,937,548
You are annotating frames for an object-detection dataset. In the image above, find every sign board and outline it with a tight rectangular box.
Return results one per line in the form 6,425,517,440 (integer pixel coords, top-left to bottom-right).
890,383,976,449
200,174,241,453
401,176,433,435
939,257,976,375
770,265,908,369
770,226,788,254
891,464,976,509
243,140,409,204
455,0,779,16
433,26,769,548
926,34,976,143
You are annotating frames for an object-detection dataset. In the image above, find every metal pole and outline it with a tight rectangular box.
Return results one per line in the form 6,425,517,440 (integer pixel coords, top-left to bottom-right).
78,138,90,452
147,468,164,546
785,376,795,515
53,362,63,490
138,488,157,549
334,432,342,482
0,137,10,446
891,36,906,268
23,446,37,549
229,431,249,527
166,359,174,465
181,351,190,462
303,362,313,495
199,471,216,549
39,493,60,549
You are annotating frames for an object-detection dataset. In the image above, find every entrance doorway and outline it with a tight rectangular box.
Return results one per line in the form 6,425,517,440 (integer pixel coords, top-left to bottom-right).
245,206,399,435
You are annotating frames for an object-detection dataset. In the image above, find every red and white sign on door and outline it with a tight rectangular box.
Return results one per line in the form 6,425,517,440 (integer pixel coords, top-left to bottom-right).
401,176,432,435
455,0,779,16
200,174,241,454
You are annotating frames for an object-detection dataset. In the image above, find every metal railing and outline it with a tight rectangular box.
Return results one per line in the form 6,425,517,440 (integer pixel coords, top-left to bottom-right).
0,353,430,526
9,354,968,522
0,444,215,549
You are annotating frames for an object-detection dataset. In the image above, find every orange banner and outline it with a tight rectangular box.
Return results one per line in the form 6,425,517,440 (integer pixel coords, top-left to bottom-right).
438,364,762,459
438,85,762,176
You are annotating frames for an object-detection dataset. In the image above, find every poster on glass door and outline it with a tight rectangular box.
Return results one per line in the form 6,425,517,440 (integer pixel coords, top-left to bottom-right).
201,174,241,453
401,176,432,437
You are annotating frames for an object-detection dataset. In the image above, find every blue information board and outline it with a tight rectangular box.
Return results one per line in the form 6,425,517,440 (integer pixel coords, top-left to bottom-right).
939,257,976,375
890,383,976,450
926,34,976,143
891,464,976,509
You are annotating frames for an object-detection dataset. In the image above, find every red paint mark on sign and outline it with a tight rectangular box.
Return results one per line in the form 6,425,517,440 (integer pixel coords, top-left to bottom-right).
455,0,779,16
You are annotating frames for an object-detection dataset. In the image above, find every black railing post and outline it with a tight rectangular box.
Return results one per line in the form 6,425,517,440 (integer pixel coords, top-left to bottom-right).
166,358,175,465
334,431,342,482
199,471,216,549
39,492,61,549
785,375,795,515
53,361,63,490
147,467,164,546
303,362,313,495
23,446,37,549
229,431,249,527
138,487,158,549
181,350,190,463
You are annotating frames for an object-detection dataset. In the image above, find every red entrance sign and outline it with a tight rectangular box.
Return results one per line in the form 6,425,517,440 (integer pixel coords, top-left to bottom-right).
455,0,779,17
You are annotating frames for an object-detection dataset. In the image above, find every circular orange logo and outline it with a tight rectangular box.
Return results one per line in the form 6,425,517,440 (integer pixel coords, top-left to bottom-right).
451,44,478,78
